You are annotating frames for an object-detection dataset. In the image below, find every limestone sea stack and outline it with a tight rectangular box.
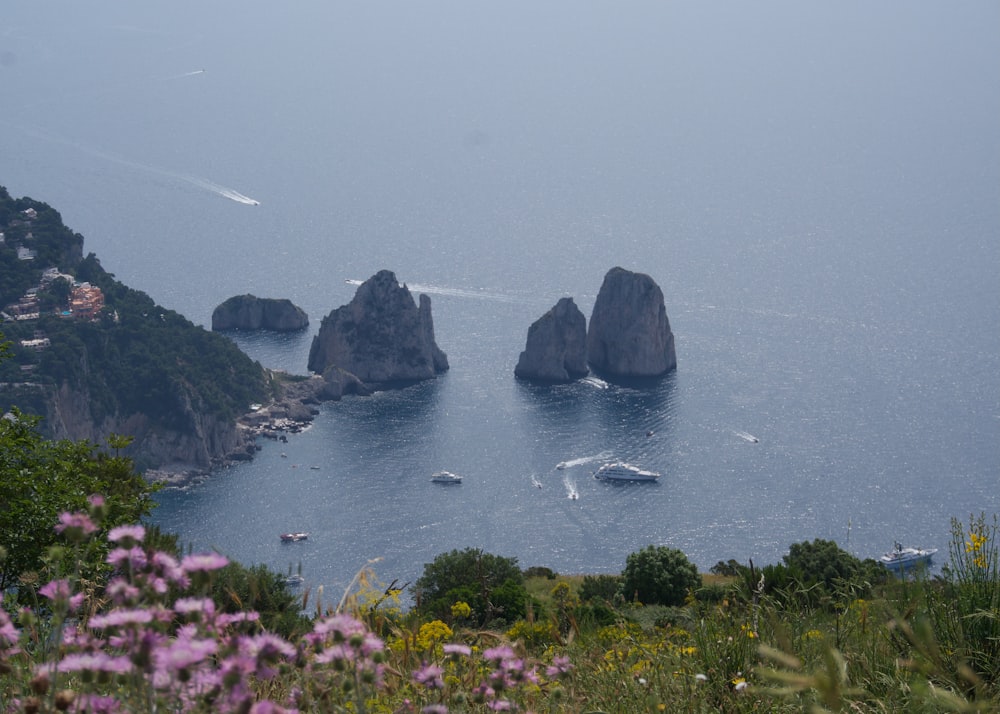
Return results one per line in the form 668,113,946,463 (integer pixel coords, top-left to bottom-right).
587,267,676,377
211,295,308,332
307,270,449,384
514,297,589,382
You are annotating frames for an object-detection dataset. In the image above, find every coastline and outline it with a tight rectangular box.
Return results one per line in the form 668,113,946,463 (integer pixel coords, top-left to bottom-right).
145,373,327,488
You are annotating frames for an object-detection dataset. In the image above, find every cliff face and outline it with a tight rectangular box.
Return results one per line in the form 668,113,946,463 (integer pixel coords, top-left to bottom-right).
514,297,589,382
307,270,449,384
587,267,677,377
44,382,255,472
211,295,308,332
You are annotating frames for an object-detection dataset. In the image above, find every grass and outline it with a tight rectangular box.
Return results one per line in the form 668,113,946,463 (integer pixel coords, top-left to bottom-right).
2,513,998,713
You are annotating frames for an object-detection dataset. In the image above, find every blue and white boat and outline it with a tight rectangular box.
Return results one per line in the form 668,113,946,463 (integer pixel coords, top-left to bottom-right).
879,542,937,573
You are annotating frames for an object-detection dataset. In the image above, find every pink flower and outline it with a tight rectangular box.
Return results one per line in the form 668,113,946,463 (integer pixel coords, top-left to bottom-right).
151,551,189,587
106,578,141,605
38,579,85,613
181,552,230,573
443,643,472,657
55,511,98,540
482,645,515,663
107,524,145,544
57,652,133,674
413,663,445,689
545,655,573,679
0,610,21,658
174,597,215,616
106,546,147,570
154,633,218,672
89,607,154,629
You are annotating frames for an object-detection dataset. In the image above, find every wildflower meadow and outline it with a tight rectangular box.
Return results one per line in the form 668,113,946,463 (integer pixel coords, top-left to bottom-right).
1,497,998,712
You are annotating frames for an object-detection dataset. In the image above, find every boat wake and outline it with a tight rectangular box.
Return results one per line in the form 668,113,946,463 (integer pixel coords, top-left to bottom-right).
733,430,759,443
345,279,525,303
6,122,259,206
555,451,612,471
530,474,543,489
580,376,609,389
563,475,579,500
183,176,260,205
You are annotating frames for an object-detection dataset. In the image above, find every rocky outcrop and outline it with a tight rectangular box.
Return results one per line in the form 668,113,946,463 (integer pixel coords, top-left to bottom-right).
44,381,256,474
307,270,449,384
587,267,677,377
211,295,308,331
514,297,588,382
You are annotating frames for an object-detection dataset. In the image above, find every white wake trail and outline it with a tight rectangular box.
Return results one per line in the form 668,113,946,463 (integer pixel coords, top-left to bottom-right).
7,122,258,206
555,451,612,471
344,279,525,304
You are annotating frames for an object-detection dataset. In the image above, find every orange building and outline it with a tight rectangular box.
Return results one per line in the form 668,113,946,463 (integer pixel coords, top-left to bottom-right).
70,283,105,320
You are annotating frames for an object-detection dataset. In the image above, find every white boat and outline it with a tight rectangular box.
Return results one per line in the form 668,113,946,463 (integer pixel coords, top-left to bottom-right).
280,532,309,542
593,462,660,482
555,461,569,470
284,574,305,586
879,542,937,572
431,471,463,484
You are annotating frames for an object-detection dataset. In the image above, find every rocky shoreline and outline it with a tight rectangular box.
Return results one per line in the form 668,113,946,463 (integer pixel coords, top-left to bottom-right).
145,374,330,487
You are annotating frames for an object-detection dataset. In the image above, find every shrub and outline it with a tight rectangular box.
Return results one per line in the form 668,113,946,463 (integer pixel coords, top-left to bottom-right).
578,573,622,604
619,545,701,607
781,538,883,604
411,548,528,627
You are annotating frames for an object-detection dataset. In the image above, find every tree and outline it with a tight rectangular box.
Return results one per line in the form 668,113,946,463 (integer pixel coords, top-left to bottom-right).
0,407,156,594
781,538,883,602
620,545,701,606
412,548,527,627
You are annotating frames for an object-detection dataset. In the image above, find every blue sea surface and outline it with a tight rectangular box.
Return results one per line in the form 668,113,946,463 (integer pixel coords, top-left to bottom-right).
1,1,997,596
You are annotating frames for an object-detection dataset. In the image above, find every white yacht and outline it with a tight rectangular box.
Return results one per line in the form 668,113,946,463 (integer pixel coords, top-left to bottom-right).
431,471,463,484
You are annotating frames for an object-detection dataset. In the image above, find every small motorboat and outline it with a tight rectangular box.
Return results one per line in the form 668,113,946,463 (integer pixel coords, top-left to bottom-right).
284,574,305,586
280,532,309,542
431,471,462,484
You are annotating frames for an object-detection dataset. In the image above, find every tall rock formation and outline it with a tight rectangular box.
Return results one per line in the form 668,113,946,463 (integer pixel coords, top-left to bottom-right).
587,267,677,377
211,295,308,331
307,270,449,384
514,297,588,382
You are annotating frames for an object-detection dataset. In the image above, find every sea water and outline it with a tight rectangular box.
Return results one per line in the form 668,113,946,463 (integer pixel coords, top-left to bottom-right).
1,1,997,597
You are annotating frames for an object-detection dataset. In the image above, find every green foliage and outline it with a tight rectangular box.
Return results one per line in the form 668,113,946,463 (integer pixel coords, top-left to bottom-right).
522,565,557,579
412,547,528,627
780,538,884,606
0,189,273,463
620,545,701,606
212,561,311,639
578,573,623,604
927,513,1000,686
0,410,156,594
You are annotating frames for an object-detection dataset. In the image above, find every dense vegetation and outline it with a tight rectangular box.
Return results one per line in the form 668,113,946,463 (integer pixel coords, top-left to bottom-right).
2,377,997,711
3,494,998,712
0,186,272,452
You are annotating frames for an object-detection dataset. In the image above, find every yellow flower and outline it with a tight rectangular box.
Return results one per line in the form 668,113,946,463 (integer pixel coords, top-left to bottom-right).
415,620,453,652
450,600,472,619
